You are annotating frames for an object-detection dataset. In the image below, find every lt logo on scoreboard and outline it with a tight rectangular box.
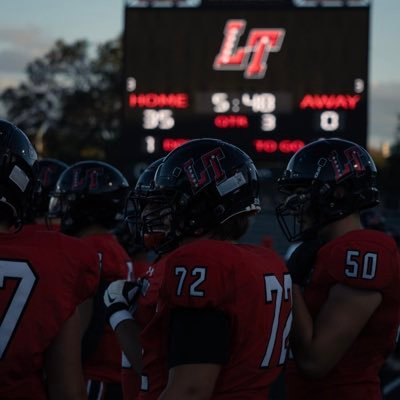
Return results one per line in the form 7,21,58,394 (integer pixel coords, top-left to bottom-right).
213,20,286,79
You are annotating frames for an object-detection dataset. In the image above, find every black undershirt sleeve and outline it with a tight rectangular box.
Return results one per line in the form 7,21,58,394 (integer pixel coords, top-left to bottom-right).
167,307,232,369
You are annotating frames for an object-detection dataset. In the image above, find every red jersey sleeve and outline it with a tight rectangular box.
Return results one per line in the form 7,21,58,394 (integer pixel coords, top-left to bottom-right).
159,241,234,310
322,230,399,292
82,234,129,282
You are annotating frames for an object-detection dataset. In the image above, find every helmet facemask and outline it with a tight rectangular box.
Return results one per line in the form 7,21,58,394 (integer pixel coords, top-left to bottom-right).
276,182,320,242
125,189,175,253
277,176,379,242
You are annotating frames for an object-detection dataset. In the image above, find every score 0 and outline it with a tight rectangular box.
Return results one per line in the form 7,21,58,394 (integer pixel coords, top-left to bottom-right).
313,110,347,134
320,111,339,131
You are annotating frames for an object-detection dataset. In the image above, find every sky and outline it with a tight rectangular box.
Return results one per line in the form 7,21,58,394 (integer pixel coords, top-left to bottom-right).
0,0,399,149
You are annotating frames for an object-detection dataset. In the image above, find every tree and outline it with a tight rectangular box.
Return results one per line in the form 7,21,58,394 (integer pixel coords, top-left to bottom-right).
0,37,123,163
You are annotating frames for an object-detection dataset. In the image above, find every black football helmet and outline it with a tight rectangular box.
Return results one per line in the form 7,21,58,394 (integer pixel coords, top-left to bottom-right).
276,138,379,242
0,119,38,226
29,158,68,220
48,160,130,234
145,138,260,252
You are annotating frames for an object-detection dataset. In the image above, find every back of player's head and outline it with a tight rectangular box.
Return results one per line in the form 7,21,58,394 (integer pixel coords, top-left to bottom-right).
48,160,129,234
276,137,379,241
0,119,38,227
146,138,260,252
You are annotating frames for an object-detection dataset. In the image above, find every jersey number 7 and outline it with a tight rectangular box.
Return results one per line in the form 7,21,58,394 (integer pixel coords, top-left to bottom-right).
0,260,37,358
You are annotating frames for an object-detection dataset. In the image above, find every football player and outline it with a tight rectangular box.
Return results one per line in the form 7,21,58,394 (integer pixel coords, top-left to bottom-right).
106,139,292,400
275,138,400,399
48,160,132,400
106,158,165,400
0,120,99,399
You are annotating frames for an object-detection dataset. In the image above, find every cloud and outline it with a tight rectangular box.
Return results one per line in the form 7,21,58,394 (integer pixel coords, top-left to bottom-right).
0,25,53,76
0,25,52,53
369,82,400,148
371,82,400,101
0,49,33,73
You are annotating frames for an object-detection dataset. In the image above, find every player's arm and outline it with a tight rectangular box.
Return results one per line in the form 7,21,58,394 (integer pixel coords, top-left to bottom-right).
103,279,143,373
44,308,87,400
114,319,143,374
291,283,382,378
78,298,93,338
159,364,221,400
158,307,230,400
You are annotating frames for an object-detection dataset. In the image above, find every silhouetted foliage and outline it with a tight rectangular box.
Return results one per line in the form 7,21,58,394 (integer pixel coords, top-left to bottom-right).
0,37,123,163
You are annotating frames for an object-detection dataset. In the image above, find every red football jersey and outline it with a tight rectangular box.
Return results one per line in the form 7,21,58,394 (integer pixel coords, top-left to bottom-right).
0,228,99,399
286,229,400,400
138,239,292,400
81,233,131,383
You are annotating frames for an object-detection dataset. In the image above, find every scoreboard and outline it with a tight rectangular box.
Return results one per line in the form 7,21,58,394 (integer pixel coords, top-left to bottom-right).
121,0,370,177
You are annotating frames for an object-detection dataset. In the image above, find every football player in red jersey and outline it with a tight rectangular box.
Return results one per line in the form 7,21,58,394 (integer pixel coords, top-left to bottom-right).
103,158,166,400
0,120,99,400
275,138,400,400
105,139,292,400
48,160,132,400
116,158,166,400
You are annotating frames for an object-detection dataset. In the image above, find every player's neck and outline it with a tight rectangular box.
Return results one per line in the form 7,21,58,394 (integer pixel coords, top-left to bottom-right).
0,222,14,233
318,213,363,242
76,224,110,237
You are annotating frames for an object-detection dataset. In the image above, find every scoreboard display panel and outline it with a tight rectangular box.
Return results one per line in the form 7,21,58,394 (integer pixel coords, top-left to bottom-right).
121,0,370,174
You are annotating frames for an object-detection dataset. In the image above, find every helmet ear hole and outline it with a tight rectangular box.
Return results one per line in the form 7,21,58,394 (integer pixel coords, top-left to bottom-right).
333,186,346,199
178,193,190,207
214,204,226,218
2,153,9,165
